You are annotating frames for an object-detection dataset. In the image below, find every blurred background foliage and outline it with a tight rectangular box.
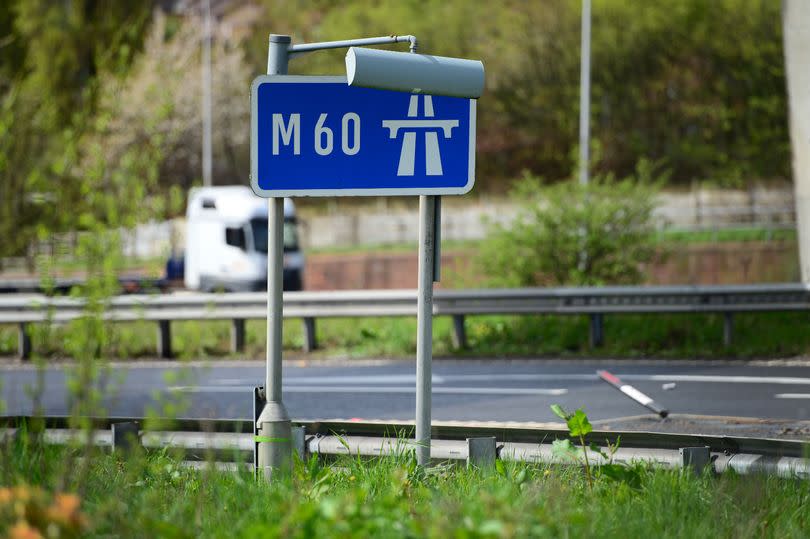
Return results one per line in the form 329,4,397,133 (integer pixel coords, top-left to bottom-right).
478,160,663,287
0,0,789,259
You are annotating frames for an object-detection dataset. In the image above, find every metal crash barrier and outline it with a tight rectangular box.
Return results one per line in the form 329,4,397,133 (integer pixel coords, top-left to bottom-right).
1,283,809,359
1,416,809,479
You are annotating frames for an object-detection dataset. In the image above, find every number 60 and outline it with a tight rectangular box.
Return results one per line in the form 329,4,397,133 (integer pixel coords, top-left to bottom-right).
314,113,360,156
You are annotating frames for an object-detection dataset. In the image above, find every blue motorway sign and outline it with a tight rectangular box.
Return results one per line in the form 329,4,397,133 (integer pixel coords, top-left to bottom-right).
250,76,476,197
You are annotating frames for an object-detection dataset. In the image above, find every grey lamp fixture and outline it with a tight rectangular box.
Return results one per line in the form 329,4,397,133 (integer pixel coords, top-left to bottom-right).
345,46,485,98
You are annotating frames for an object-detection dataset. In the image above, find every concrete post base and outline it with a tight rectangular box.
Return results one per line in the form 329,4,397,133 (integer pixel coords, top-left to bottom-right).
256,401,292,481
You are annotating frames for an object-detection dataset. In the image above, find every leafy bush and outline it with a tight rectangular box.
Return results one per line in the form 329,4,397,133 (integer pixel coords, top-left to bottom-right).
478,162,663,287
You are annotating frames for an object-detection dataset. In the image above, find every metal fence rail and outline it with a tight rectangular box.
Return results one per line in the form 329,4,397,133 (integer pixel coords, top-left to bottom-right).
2,283,809,359
2,416,809,478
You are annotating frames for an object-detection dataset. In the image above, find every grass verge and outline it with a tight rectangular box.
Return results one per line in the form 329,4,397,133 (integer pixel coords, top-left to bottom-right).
2,311,810,360
1,434,809,538
656,227,796,245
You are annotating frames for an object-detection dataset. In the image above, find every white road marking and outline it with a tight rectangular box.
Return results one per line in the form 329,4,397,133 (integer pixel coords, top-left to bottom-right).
169,385,567,396
213,375,446,386
619,374,810,385
436,374,596,382
367,373,810,385
774,393,810,399
206,373,810,387
214,379,255,385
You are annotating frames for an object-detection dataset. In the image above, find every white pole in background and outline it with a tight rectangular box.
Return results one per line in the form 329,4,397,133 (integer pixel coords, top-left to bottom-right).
784,0,810,283
578,0,592,186
201,0,213,187
577,0,592,275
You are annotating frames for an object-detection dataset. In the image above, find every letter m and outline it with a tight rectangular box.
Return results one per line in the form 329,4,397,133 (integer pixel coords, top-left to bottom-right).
272,113,300,155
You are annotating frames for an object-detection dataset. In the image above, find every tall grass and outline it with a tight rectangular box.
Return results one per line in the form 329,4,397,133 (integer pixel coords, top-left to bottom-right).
1,432,809,538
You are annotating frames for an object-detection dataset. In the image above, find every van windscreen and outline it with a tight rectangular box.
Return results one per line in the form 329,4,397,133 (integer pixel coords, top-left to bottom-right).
250,218,299,253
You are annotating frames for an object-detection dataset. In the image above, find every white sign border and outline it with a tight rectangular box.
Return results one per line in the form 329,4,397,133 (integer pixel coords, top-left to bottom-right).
250,75,476,198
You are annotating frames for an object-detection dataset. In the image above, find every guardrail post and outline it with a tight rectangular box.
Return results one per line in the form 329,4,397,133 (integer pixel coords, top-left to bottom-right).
302,318,317,352
231,318,246,354
467,436,496,469
157,320,172,359
112,422,141,455
723,312,733,347
18,323,31,361
451,315,467,349
680,446,711,475
589,313,604,348
291,426,307,461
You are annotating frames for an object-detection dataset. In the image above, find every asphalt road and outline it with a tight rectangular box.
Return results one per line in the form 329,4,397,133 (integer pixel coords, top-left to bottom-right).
3,359,810,435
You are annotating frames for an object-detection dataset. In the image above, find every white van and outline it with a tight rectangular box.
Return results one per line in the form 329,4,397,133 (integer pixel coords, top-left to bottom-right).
183,186,303,292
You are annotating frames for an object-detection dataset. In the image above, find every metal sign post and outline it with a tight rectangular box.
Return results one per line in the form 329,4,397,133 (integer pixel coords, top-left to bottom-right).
255,34,293,481
251,34,483,477
416,194,436,465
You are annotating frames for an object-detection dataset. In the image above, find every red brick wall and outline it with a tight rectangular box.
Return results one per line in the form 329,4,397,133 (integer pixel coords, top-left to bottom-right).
304,241,799,290
304,252,473,290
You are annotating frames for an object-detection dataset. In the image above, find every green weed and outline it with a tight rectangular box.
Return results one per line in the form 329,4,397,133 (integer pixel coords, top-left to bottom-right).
550,405,642,492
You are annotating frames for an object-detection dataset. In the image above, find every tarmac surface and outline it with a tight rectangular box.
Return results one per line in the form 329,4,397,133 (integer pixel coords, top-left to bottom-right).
3,358,810,439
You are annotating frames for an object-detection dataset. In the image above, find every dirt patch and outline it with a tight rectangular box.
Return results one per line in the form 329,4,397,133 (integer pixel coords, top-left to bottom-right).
593,413,810,440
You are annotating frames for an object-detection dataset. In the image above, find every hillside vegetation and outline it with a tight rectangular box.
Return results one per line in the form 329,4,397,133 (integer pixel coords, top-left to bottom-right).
0,0,788,260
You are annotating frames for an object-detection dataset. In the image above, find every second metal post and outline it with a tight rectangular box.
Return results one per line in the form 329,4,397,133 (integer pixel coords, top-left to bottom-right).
416,194,436,466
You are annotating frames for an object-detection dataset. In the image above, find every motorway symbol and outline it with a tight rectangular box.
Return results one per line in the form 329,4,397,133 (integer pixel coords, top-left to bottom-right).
250,76,476,197
383,95,459,177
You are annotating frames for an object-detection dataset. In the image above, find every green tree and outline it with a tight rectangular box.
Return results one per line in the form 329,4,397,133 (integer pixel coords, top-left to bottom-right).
0,0,153,262
588,0,787,184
